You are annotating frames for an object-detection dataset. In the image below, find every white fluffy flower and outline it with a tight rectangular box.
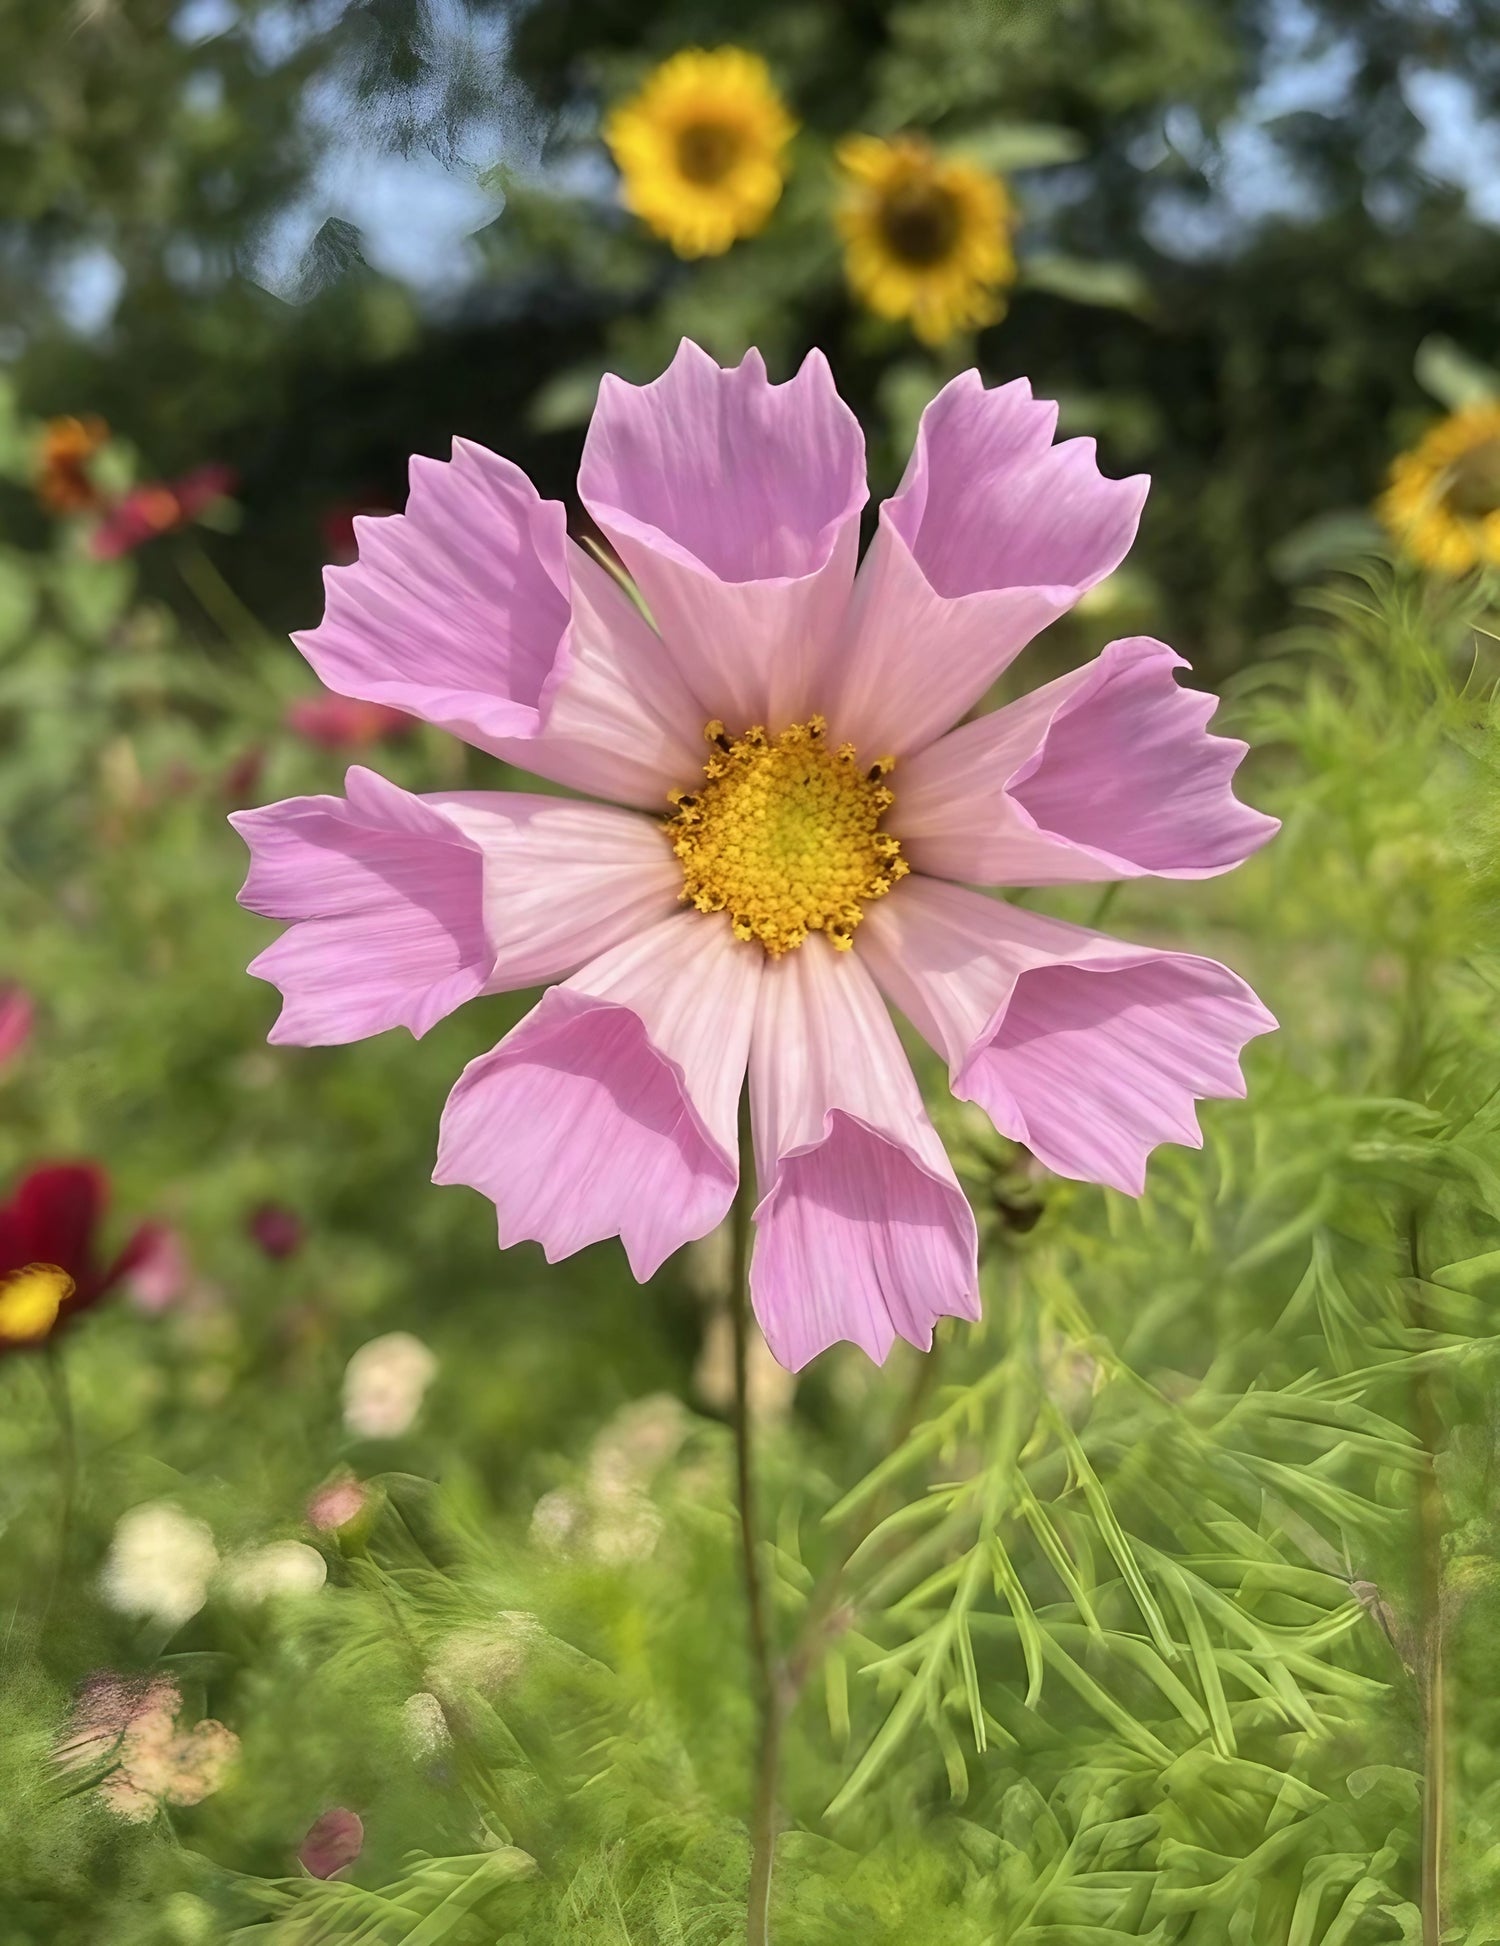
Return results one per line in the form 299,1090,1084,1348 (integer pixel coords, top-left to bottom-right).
401,1689,451,1759
342,1331,438,1439
219,1540,327,1605
100,1503,218,1629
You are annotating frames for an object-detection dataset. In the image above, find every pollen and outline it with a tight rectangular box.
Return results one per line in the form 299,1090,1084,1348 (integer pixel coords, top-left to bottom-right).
666,717,909,956
0,1262,75,1343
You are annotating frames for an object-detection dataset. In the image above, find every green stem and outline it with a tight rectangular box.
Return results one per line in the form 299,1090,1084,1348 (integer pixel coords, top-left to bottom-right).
728,1119,778,1946
40,1347,77,1622
1407,1209,1446,1946
174,541,265,650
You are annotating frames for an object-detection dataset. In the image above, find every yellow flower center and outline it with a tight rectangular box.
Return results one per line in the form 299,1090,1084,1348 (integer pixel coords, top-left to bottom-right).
675,119,742,186
1442,436,1500,521
666,717,908,956
879,179,962,266
0,1262,75,1342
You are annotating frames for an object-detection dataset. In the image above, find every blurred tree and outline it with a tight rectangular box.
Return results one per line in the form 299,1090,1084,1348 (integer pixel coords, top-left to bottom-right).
6,0,1500,666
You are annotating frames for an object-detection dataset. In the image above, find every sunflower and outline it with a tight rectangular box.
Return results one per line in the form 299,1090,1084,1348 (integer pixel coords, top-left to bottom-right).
837,134,1016,346
1378,401,1500,576
604,48,796,259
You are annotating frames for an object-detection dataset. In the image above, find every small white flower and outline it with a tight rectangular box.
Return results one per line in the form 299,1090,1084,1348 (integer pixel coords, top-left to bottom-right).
219,1540,327,1605
401,1689,451,1759
342,1331,438,1439
101,1503,218,1629
529,1487,586,1553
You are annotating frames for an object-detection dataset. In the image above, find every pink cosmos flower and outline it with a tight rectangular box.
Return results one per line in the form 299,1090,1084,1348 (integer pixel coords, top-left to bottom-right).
231,344,1277,1371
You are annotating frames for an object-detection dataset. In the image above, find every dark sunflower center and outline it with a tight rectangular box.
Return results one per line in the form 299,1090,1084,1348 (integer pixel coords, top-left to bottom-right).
675,120,742,186
878,181,962,265
1442,437,1500,521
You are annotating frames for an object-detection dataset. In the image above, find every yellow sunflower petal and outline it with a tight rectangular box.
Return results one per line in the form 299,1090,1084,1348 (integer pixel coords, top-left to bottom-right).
836,134,1016,345
605,47,796,259
1378,400,1500,575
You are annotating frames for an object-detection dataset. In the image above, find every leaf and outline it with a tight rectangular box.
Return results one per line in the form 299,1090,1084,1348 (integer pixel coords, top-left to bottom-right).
1268,511,1385,582
51,554,133,637
0,548,38,652
823,1649,850,1750
1016,1477,1102,1632
1157,1560,1236,1758
1049,1410,1176,1658
990,1533,1045,1707
527,364,605,432
1414,332,1500,410
1020,253,1151,311
942,120,1088,172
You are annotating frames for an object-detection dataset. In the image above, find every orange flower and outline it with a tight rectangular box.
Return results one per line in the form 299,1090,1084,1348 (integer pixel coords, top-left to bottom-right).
35,415,110,514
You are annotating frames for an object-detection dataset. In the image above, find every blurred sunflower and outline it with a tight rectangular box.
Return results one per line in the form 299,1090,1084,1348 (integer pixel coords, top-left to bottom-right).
837,135,1016,346
604,47,795,258
1379,402,1500,575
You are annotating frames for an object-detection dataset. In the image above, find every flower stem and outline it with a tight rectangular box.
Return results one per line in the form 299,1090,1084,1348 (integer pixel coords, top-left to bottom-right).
1407,1209,1446,1946
728,1123,779,1945
174,541,266,651
40,1347,77,1622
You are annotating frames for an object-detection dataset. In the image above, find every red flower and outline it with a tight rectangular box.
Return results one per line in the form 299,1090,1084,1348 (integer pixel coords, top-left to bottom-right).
248,1202,304,1260
0,1164,158,1353
89,463,237,560
320,498,395,566
284,694,415,751
222,747,266,803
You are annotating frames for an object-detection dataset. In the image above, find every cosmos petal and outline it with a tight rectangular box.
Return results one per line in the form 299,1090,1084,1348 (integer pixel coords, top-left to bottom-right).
897,637,1281,884
748,938,979,1370
424,790,683,992
233,771,676,1044
580,340,867,730
293,440,572,752
831,374,1147,757
488,543,706,808
433,914,759,1280
861,877,1276,1196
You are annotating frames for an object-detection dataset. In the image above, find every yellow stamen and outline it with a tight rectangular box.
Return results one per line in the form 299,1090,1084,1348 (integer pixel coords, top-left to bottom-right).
666,717,909,956
0,1263,75,1342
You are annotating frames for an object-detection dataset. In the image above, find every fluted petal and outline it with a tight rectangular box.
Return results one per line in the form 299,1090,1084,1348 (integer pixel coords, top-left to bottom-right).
579,340,867,730
748,939,978,1370
426,790,683,991
433,914,759,1280
233,771,679,1043
488,544,707,808
293,440,572,752
897,637,1280,884
232,769,494,1044
831,374,1147,758
861,878,1276,1195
